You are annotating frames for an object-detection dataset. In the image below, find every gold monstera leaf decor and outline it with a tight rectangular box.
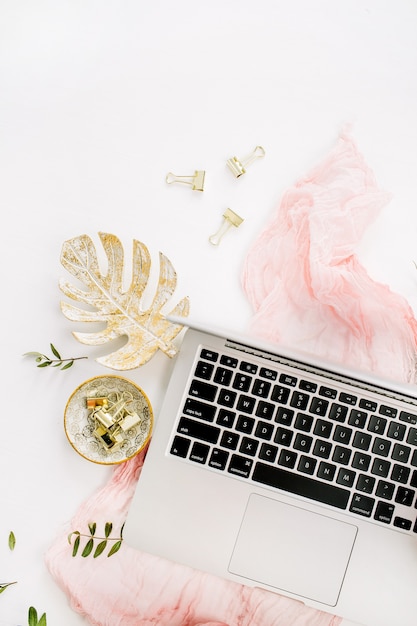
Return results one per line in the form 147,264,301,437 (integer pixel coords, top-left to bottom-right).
59,233,190,370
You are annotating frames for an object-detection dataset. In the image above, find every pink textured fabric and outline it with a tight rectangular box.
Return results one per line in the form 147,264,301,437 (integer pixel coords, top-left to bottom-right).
242,130,417,381
45,130,417,625
46,448,340,625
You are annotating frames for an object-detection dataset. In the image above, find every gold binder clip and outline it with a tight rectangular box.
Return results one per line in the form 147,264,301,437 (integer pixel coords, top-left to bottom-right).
165,170,205,191
226,145,265,178
209,208,244,246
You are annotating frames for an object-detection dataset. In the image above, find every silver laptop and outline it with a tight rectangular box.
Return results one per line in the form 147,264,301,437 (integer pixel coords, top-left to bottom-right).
123,319,417,626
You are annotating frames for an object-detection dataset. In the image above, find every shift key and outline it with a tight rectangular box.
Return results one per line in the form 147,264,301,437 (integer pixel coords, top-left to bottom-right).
178,417,220,444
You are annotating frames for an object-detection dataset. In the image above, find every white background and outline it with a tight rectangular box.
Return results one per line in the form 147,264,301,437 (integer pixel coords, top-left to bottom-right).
1,1,416,625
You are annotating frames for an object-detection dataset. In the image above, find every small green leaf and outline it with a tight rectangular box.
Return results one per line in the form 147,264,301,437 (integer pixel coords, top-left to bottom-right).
93,540,107,557
88,522,96,536
0,581,17,594
8,531,16,550
38,613,47,626
37,361,51,368
107,540,122,557
61,360,74,370
23,351,43,358
50,343,61,359
81,538,94,557
104,522,113,538
72,534,80,557
120,522,125,538
28,606,38,626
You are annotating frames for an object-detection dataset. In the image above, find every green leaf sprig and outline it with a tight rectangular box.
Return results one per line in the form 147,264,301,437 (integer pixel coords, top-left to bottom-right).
0,580,17,594
28,606,47,626
68,522,124,558
23,343,88,370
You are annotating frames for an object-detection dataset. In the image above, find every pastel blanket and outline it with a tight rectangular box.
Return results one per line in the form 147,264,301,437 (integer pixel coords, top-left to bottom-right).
45,130,417,625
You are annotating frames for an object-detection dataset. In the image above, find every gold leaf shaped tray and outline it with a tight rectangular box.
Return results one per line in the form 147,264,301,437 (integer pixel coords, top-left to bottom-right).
59,233,190,370
64,375,153,465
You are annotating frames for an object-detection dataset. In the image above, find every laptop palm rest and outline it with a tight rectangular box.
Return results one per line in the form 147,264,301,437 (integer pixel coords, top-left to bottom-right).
229,494,358,606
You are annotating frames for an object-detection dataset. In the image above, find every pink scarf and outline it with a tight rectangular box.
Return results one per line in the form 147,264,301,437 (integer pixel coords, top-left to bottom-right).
45,130,417,625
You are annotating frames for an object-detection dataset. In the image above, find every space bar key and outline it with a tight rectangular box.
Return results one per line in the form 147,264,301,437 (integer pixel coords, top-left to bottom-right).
252,462,350,510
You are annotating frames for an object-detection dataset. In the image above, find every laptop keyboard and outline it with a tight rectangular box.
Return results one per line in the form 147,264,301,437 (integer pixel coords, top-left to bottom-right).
168,344,417,534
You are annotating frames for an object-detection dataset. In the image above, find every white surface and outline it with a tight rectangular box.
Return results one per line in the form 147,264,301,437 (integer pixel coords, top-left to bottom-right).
0,1,416,624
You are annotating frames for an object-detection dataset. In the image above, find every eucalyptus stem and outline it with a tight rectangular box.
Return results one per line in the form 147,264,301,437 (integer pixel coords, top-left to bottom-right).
23,343,88,370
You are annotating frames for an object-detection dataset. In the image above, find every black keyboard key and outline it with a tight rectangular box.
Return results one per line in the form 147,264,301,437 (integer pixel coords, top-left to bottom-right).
356,474,375,493
392,443,411,464
313,439,332,459
294,413,314,432
293,433,313,453
218,388,237,408
233,373,252,391
259,367,277,380
399,410,417,425
235,415,255,434
220,431,240,449
348,409,368,429
274,427,293,446
332,445,352,465
317,461,336,481
352,451,371,471
271,385,291,403
299,380,317,393
359,399,377,412
367,415,387,435
183,398,216,422
298,455,317,475
240,361,258,374
329,403,348,422
290,391,309,410
178,417,220,444
339,392,357,405
201,349,218,361
336,468,356,487
275,407,294,425
394,517,412,531
375,480,395,500
239,437,259,457
189,379,217,402
313,418,333,439
236,395,256,414
407,428,417,447
252,462,350,509
195,361,215,380
333,425,353,445
374,501,394,524
216,409,236,428
220,355,237,368
214,367,233,385
379,404,397,418
228,454,253,478
349,493,375,518
170,435,191,458
256,401,275,420
395,486,415,506
319,386,337,399
255,421,274,440
387,421,406,441
259,442,278,463
371,458,391,478
279,373,297,386
372,437,391,457
209,448,229,470
391,464,410,484
252,379,271,398
310,397,329,416
278,449,298,469
189,441,210,464
352,431,371,451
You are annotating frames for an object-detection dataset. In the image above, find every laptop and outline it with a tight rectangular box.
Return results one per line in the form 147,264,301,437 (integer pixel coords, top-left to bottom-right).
123,319,417,626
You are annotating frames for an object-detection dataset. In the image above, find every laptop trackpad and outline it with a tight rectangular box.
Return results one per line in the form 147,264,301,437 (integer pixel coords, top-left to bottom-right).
228,493,357,606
